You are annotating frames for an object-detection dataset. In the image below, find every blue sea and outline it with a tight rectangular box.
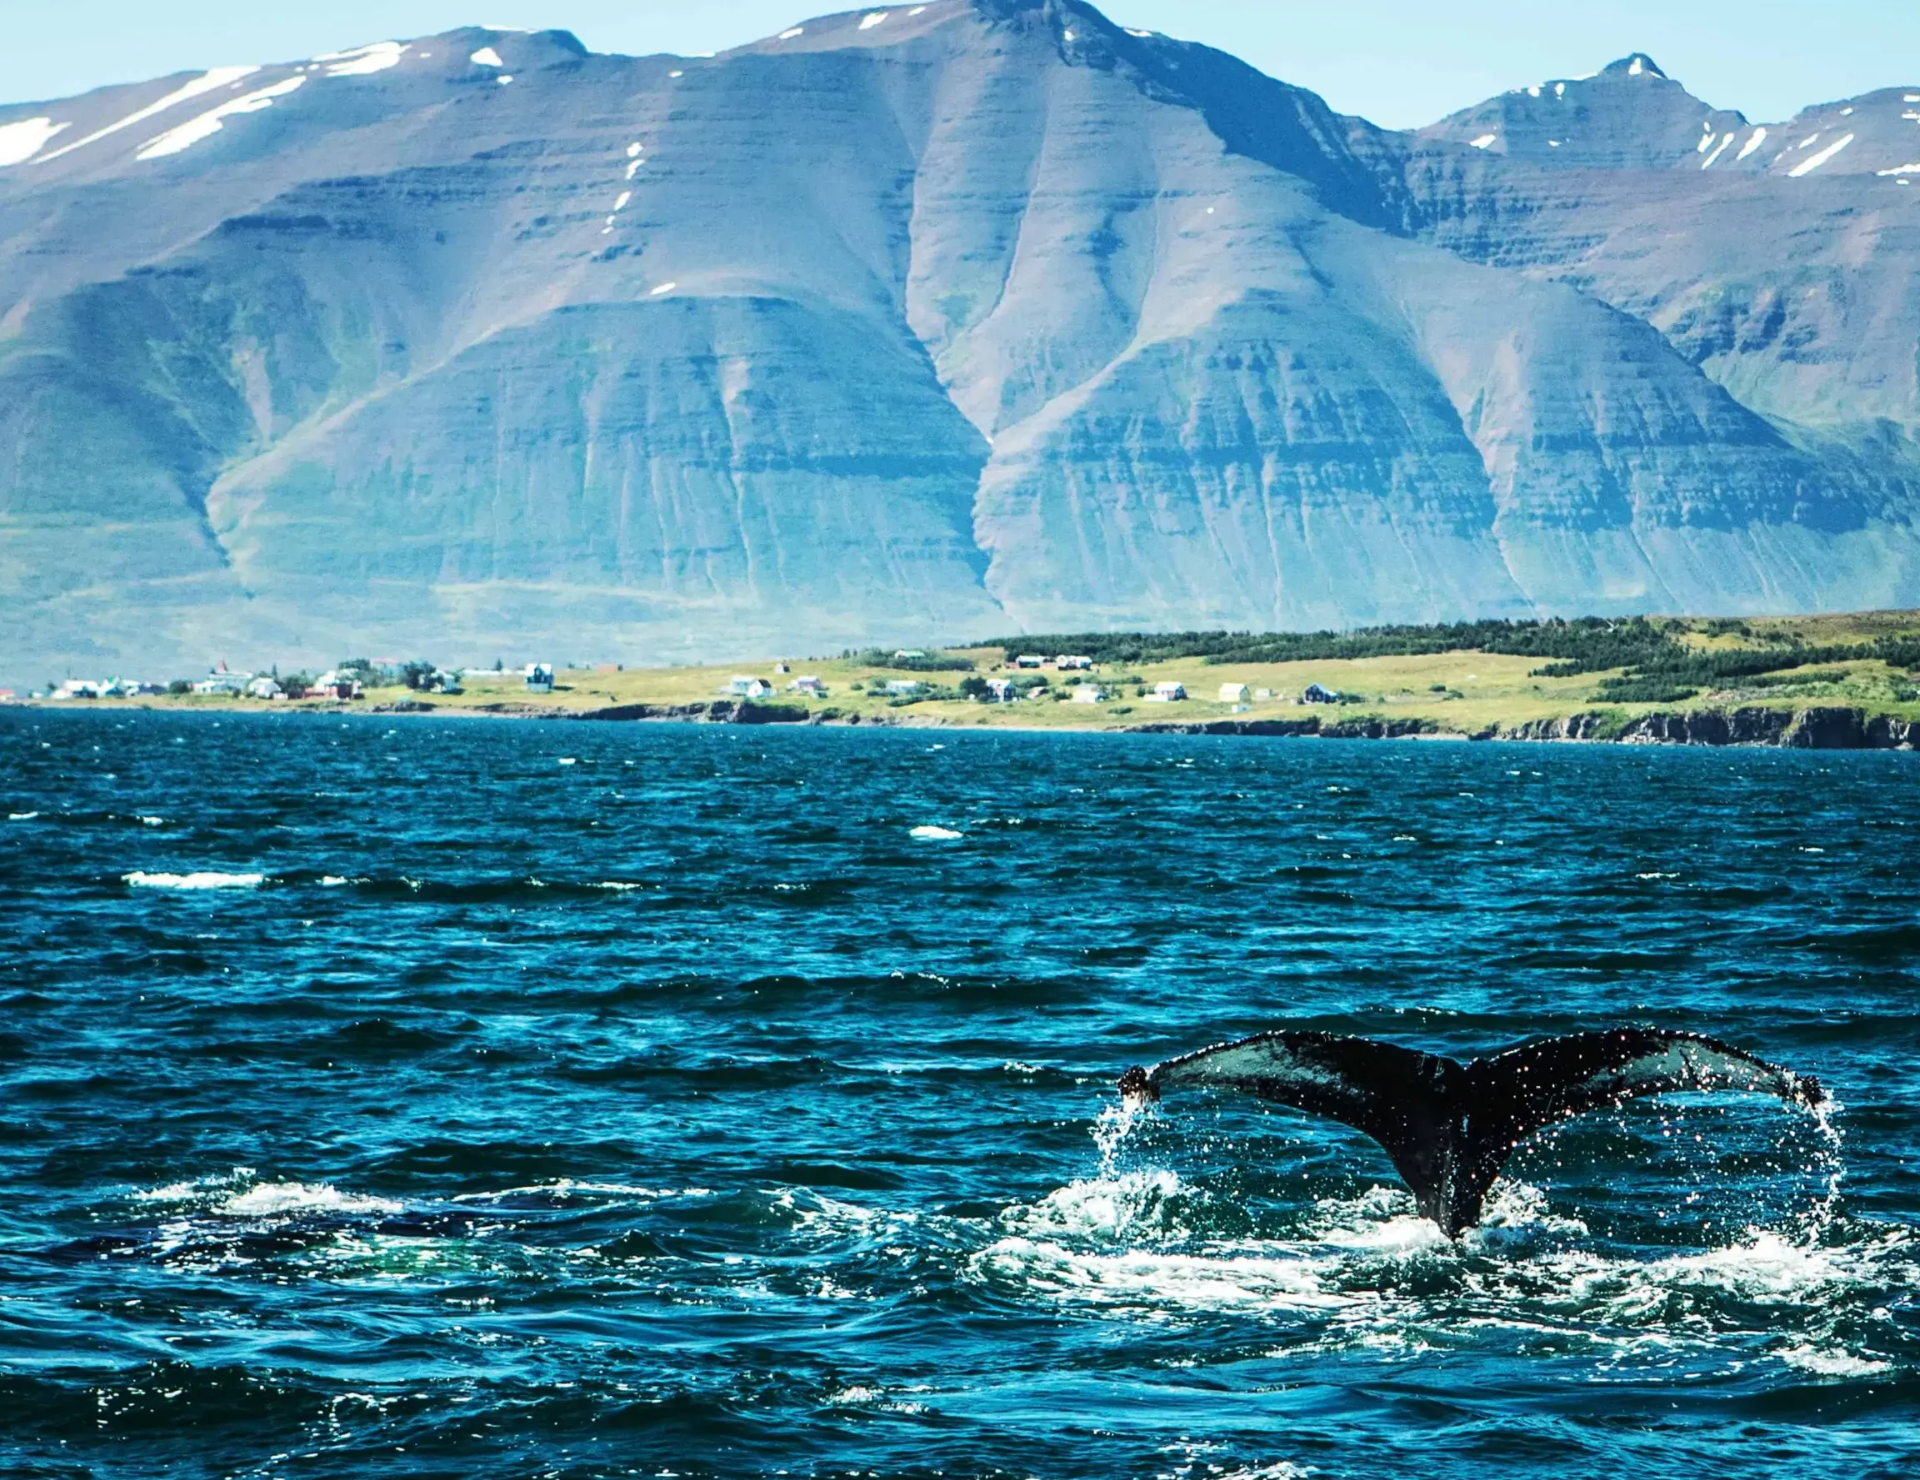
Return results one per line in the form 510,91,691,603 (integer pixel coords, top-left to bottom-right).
2,709,1917,1479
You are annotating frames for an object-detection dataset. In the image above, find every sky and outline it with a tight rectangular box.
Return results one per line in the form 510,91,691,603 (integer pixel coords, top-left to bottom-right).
3,1,1917,127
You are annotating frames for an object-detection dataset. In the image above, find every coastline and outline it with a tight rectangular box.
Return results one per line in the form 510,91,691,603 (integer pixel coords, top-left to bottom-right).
10,694,1917,751
16,614,1920,750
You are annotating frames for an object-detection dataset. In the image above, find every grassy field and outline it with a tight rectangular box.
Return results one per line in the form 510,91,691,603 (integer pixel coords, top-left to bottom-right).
34,611,1920,738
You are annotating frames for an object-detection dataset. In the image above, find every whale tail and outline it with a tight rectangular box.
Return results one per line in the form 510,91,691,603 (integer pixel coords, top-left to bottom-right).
1122,1028,1825,1238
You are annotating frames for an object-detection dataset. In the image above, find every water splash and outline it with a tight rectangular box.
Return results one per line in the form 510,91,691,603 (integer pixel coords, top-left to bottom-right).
1092,1096,1150,1178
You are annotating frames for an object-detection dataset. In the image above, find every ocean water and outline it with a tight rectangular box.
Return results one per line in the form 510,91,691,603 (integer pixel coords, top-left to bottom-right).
2,709,1917,1479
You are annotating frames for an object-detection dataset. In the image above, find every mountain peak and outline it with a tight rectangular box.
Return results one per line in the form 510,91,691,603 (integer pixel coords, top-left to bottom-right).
1417,54,1744,169
1602,54,1667,80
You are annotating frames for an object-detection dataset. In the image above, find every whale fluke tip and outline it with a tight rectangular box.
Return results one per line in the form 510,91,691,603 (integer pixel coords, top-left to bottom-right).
1118,1065,1158,1104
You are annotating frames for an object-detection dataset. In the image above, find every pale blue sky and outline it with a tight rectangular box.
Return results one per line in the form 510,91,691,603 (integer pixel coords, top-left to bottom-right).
4,1,1916,127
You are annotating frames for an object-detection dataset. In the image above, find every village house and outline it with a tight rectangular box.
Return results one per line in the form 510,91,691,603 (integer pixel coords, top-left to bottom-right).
192,671,251,696
728,675,774,699
987,677,1016,703
1071,684,1106,704
311,671,366,700
1056,655,1094,671
885,679,924,697
525,663,556,694
790,675,827,696
1219,683,1251,704
1014,655,1047,669
1302,683,1341,705
1145,681,1188,703
246,677,285,700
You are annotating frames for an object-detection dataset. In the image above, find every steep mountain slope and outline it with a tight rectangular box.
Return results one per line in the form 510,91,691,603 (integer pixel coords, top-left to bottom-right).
1,1,1918,678
1401,57,1920,440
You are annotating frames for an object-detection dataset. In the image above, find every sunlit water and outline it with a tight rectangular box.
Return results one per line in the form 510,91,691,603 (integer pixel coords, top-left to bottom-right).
1,710,1916,1478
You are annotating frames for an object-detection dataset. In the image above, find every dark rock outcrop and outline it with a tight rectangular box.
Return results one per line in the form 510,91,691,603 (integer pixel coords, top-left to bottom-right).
1124,715,1436,739
577,700,810,725
1502,706,1918,749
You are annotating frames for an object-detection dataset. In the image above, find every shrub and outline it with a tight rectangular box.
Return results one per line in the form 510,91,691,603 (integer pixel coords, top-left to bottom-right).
855,648,976,673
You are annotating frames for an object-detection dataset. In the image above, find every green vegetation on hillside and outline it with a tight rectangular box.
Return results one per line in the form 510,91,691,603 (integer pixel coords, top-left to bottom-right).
28,609,1920,742
995,617,1920,705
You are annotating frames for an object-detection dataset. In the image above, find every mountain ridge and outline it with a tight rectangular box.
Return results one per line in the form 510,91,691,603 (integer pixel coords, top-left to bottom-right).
3,0,1919,681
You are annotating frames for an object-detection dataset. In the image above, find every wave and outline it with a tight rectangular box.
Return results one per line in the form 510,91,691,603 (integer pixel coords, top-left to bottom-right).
134,1171,400,1217
217,1181,402,1217
122,870,265,890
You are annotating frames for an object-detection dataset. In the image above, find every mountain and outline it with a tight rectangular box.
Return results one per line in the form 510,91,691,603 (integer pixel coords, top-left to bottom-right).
2,0,1918,680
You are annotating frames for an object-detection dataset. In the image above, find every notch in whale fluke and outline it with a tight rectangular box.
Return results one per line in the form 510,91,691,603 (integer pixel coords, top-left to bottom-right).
1120,1028,1826,1238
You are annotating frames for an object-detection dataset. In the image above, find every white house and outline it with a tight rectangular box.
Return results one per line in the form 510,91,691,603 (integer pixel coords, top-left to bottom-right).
1057,655,1094,671
791,675,826,696
246,677,285,700
526,663,556,694
885,679,924,697
1219,683,1251,704
193,672,251,696
1071,684,1106,704
1149,681,1187,703
56,679,104,699
727,675,774,699
987,677,1016,703
1014,654,1047,669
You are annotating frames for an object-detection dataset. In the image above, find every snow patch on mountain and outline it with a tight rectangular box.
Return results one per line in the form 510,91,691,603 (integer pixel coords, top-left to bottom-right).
0,117,68,166
317,42,407,78
38,66,259,162
136,75,306,161
1789,133,1854,176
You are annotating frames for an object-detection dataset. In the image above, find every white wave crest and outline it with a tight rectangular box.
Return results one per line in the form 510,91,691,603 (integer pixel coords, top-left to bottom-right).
218,1181,402,1217
910,825,963,840
1779,1344,1891,1377
975,1236,1351,1313
450,1179,712,1203
124,870,265,890
1001,1170,1186,1241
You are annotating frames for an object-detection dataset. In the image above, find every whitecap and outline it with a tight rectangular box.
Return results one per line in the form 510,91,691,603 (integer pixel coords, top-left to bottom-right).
910,825,963,840
218,1181,402,1217
1002,1169,1186,1241
1649,1229,1853,1299
124,871,265,890
7,812,39,821
974,1236,1351,1314
1779,1344,1890,1377
450,1179,710,1203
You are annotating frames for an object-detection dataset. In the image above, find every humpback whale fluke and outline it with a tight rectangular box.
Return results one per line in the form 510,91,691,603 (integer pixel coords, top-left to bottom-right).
1119,1029,1826,1238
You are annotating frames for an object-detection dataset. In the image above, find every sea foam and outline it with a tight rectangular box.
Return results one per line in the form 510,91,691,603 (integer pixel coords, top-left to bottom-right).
124,871,266,890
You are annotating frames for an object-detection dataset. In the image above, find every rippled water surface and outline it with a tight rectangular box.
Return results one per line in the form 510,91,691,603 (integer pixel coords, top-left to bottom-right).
3,710,1918,1478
